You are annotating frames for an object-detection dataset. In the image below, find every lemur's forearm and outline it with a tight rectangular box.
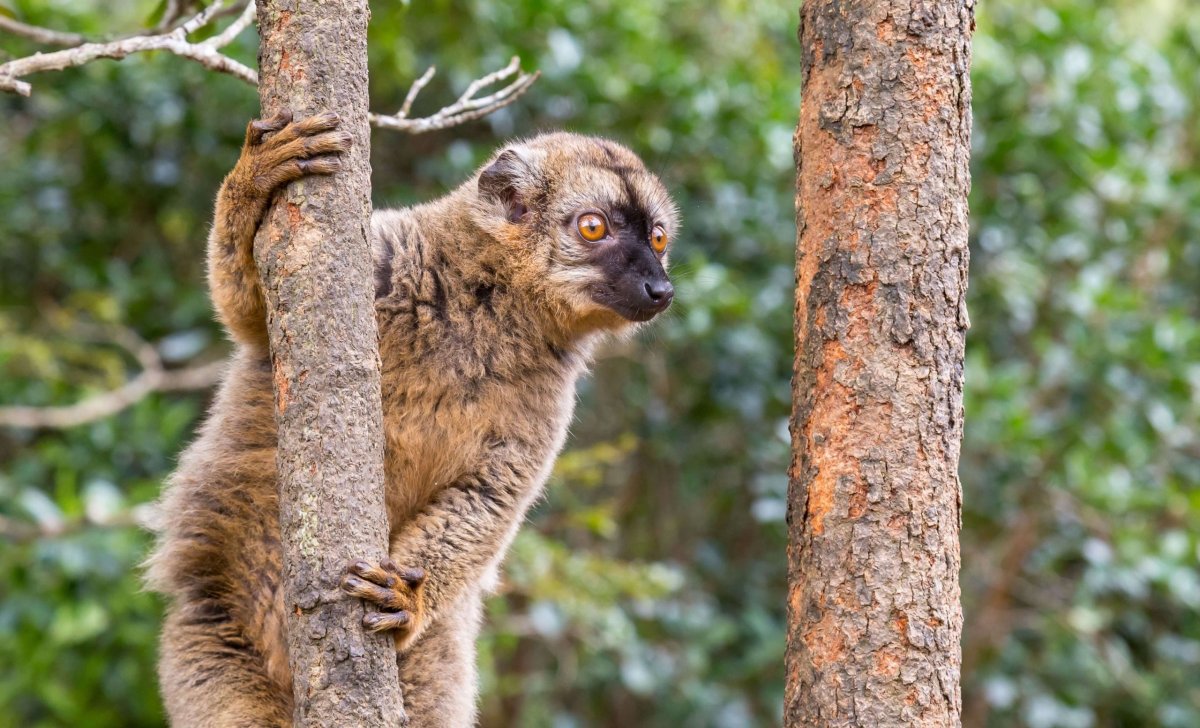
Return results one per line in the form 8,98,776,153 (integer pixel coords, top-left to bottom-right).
341,446,546,650
207,181,272,348
392,457,542,617
205,110,351,349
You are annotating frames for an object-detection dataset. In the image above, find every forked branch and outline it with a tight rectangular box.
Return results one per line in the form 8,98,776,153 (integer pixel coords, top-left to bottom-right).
370,56,541,133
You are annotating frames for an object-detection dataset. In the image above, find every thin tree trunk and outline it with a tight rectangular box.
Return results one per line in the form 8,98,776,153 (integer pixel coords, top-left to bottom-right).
253,1,405,725
786,1,974,726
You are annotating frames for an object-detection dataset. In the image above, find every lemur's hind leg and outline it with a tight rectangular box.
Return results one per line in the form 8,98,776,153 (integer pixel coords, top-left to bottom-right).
158,600,292,728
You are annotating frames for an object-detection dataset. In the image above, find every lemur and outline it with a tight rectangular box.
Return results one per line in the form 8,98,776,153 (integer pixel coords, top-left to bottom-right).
145,110,678,727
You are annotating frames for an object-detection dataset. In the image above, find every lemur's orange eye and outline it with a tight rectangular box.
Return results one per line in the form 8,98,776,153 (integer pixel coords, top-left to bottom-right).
651,225,669,254
577,213,608,242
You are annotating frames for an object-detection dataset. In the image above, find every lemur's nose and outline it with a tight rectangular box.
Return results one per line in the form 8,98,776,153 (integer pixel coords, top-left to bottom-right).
644,279,674,307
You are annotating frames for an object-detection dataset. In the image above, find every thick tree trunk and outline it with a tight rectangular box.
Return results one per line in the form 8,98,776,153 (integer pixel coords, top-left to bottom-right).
786,1,973,726
253,2,405,726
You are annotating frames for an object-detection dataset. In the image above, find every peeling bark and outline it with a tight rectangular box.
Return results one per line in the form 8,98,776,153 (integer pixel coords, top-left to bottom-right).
786,1,974,726
254,1,405,726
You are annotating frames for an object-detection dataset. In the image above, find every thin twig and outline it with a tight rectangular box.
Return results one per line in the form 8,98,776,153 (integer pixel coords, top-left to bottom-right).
0,1,256,97
0,328,225,430
151,0,187,34
0,15,86,47
399,66,436,119
176,0,236,38
200,1,256,50
370,56,541,134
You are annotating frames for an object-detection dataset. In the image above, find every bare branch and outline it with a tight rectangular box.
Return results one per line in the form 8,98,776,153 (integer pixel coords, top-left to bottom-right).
0,503,159,544
159,359,228,390
0,1,257,97
1,4,537,132
370,56,541,134
0,328,225,430
0,15,86,47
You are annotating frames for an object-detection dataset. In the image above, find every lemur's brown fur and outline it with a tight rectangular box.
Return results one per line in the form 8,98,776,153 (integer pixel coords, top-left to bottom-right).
145,110,678,727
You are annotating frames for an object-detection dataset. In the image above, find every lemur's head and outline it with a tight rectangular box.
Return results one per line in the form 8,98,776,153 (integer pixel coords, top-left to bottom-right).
472,132,678,334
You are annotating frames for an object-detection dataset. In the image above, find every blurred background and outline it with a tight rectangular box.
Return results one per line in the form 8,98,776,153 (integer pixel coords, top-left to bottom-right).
0,0,1197,725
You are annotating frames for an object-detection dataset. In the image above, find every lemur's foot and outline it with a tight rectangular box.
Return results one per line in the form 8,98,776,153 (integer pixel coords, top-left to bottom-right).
237,109,352,195
341,558,427,648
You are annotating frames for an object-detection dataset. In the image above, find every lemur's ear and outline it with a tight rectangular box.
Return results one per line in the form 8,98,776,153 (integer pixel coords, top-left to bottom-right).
479,148,534,223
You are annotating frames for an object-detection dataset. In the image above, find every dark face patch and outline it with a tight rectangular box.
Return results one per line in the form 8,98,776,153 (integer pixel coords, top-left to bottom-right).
577,155,674,322
582,208,673,322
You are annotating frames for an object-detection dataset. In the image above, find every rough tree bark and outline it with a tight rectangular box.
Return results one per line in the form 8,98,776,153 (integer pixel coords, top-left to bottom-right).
786,1,974,726
254,1,405,725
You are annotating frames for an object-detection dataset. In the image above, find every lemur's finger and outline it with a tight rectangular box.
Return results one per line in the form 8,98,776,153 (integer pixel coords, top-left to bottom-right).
348,560,424,591
341,575,406,610
306,130,353,156
349,560,398,589
266,111,341,147
246,109,294,145
363,610,411,634
297,155,344,176
295,111,341,135
399,567,426,589
261,131,353,169
251,155,342,192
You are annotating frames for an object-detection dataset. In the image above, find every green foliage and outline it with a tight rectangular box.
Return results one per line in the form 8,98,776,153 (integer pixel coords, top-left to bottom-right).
964,1,1200,725
1,0,1197,725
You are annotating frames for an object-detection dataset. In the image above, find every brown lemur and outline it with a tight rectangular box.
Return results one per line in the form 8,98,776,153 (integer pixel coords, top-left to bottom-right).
145,110,678,727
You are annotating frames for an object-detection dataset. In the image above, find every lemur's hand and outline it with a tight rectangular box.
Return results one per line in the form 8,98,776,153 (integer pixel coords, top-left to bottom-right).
231,110,351,198
341,558,428,650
